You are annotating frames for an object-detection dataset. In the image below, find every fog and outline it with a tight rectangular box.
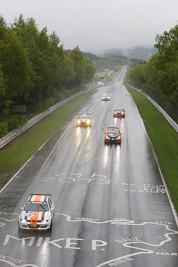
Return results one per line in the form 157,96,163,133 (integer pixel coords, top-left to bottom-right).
1,0,178,52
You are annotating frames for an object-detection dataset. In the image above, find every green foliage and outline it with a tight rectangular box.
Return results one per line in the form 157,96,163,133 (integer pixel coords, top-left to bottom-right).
127,25,178,104
0,17,34,120
0,115,28,137
0,15,96,135
0,121,8,138
0,64,5,98
7,115,28,131
68,46,96,88
127,62,147,85
69,46,85,87
83,57,96,83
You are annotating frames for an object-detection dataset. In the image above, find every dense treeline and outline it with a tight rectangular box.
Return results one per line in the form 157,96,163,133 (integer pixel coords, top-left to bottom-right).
126,25,178,104
66,50,99,61
0,15,96,137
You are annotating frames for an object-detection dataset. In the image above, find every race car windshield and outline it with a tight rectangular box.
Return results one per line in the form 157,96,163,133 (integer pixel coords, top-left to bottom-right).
24,202,49,212
108,128,118,133
79,115,88,118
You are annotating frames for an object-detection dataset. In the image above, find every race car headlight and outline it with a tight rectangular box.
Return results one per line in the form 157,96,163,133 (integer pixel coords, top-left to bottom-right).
77,120,81,124
42,219,49,223
20,218,27,222
86,119,91,124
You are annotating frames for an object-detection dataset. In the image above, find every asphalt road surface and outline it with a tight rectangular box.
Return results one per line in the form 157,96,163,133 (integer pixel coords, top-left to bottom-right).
0,69,177,267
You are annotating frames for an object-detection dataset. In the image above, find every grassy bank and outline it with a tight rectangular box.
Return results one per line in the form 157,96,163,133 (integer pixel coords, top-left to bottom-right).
126,85,178,214
0,89,97,188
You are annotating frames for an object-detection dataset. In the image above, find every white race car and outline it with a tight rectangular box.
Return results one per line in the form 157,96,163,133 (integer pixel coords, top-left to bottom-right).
18,194,54,230
102,95,110,101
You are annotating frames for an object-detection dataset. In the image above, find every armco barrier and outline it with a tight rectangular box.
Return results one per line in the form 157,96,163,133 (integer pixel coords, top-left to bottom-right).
129,83,178,123
0,82,98,149
129,85,178,133
1,81,176,149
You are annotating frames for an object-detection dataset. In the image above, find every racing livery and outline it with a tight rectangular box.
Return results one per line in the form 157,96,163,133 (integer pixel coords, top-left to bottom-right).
104,127,122,144
19,194,54,230
113,108,125,118
76,113,92,127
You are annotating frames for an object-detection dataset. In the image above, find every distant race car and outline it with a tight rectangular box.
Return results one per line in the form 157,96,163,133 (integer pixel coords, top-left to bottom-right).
98,81,104,86
76,113,92,127
113,108,125,118
104,127,122,144
18,194,54,230
102,96,110,101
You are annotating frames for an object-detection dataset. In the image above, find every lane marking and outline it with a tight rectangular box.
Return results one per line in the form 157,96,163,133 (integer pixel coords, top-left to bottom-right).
0,258,39,267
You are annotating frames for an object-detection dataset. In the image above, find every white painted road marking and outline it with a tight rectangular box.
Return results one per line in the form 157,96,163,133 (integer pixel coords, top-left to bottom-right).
1,213,177,267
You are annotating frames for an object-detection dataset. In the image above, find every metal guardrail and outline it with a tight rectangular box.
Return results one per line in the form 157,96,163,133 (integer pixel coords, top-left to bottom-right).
129,85,178,133
1,81,177,149
0,82,98,149
128,82,178,123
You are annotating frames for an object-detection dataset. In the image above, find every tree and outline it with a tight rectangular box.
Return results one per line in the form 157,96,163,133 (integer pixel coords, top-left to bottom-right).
70,46,85,88
83,57,96,83
0,17,34,119
155,25,178,58
127,62,147,85
12,16,63,109
154,25,178,100
69,46,96,88
127,25,178,103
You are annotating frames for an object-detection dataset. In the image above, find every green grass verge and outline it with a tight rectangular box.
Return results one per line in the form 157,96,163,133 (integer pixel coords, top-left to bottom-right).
126,85,178,213
0,89,97,188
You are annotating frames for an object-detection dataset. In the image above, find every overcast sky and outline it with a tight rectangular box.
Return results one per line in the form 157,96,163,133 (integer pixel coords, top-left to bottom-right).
1,0,178,52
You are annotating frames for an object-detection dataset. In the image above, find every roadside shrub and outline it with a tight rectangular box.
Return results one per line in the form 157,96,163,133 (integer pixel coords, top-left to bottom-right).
7,115,28,132
43,101,49,111
47,97,54,107
36,103,43,113
0,122,8,138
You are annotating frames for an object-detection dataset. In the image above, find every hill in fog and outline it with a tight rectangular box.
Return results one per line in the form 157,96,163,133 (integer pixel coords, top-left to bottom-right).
95,46,157,61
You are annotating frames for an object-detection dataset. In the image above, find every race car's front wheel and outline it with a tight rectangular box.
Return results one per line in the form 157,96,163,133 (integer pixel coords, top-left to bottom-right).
49,219,53,231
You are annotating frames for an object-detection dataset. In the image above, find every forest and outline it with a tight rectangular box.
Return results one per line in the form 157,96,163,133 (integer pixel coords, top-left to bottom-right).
126,25,178,105
0,15,177,138
0,15,96,137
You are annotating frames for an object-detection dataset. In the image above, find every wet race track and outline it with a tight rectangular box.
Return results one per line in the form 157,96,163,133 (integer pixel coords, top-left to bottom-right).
0,69,178,267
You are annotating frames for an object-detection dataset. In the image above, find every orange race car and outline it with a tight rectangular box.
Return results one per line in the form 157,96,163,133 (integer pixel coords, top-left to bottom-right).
104,127,122,144
113,108,125,118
